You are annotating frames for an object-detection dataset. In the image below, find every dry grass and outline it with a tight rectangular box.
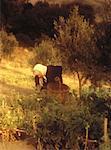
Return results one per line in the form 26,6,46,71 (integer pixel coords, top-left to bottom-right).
0,48,35,99
0,46,110,149
0,47,79,100
0,60,79,100
0,47,110,100
0,141,36,150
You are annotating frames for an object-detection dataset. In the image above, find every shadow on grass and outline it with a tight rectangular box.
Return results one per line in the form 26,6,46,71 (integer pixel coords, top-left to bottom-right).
0,66,31,76
0,80,35,98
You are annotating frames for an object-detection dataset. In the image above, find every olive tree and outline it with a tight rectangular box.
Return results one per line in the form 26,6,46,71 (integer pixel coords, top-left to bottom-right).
54,7,99,98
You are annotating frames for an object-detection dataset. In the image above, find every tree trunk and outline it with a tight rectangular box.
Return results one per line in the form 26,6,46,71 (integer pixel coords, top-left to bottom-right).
76,71,82,99
104,117,108,143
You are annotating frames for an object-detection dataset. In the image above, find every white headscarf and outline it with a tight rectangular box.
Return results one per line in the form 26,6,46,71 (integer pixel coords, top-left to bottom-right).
33,64,47,86
33,64,47,77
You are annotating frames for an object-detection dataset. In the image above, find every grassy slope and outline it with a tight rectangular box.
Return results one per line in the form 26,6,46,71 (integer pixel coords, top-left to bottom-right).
0,50,36,150
0,48,79,100
0,48,78,149
0,141,35,150
1,47,110,100
0,48,35,100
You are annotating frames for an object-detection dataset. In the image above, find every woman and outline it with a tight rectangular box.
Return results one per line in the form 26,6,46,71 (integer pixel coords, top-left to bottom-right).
33,64,63,89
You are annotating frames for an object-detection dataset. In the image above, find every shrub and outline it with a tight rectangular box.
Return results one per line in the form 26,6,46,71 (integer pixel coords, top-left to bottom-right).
34,38,61,65
33,94,103,149
0,30,18,59
0,90,109,149
0,97,24,141
20,92,102,149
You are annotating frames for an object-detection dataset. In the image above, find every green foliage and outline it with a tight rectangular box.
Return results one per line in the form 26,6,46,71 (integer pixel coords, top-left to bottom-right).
0,30,18,59
0,97,24,130
54,6,100,98
34,38,61,65
34,95,104,149
82,86,111,99
99,141,111,150
24,93,102,148
0,90,110,148
54,6,98,72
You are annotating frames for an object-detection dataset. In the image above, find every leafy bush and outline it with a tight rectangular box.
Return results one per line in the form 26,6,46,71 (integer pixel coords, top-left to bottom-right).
82,86,111,99
34,38,61,65
33,94,103,149
0,90,110,149
0,30,18,59
17,92,102,149
0,97,24,141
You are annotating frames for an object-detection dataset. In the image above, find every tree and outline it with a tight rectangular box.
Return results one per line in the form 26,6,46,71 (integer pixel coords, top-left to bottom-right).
34,37,61,66
54,7,99,98
94,0,111,84
100,0,111,23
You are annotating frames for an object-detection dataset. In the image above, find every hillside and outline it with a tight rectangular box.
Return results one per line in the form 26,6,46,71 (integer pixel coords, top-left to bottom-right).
1,0,108,47
31,0,106,17
0,48,34,99
31,0,105,5
0,47,80,101
0,0,111,148
0,46,110,100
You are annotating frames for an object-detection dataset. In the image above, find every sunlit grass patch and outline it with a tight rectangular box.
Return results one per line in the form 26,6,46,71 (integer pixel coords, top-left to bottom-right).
0,141,36,150
0,63,33,89
0,63,35,100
